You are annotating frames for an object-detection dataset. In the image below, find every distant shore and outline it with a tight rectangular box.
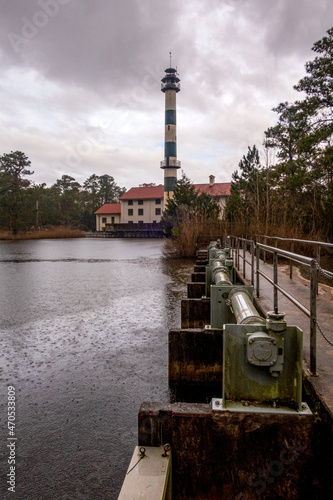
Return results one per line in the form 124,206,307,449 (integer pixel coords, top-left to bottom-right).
0,228,85,240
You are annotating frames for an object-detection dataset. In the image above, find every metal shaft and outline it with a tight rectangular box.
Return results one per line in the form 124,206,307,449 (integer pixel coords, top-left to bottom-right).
212,260,232,286
229,289,265,325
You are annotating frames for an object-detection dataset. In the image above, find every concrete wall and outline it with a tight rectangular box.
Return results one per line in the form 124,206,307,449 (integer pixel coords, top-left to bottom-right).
139,402,314,500
96,213,120,231
120,198,164,224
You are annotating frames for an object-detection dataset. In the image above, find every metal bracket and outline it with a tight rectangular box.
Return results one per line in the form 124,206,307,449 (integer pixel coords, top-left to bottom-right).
212,398,312,415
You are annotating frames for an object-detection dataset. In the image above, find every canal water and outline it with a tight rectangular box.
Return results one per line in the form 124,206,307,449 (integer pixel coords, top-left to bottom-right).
0,238,193,499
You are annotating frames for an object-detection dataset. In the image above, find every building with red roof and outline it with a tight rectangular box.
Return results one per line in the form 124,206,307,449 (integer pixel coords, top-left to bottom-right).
95,203,121,231
194,175,231,215
119,184,164,224
94,177,231,231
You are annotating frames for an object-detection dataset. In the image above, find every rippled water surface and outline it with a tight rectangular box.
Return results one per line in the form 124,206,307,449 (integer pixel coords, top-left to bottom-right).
0,238,193,499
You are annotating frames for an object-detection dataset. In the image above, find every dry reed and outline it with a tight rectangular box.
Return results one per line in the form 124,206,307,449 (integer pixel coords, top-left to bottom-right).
0,227,85,240
163,218,331,259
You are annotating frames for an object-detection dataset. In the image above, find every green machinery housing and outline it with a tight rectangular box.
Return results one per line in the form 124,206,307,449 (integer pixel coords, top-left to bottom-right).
206,240,308,415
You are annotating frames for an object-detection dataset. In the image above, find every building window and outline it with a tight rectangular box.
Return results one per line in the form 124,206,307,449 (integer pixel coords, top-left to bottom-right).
155,208,161,215
128,221,133,224
138,221,144,224
128,200,133,206
102,217,107,223
111,217,115,223
155,199,161,205
138,209,144,216
128,209,133,216
138,199,143,205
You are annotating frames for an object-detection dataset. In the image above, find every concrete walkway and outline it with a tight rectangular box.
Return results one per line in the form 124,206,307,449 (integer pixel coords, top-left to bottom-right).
238,253,333,423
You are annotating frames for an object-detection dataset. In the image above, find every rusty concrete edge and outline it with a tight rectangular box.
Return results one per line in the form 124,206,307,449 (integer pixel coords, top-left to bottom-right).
138,401,314,422
234,269,333,434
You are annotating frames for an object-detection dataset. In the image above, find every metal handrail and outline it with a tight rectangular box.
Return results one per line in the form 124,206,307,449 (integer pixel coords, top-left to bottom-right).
228,236,321,375
257,234,333,249
256,235,333,277
258,243,314,264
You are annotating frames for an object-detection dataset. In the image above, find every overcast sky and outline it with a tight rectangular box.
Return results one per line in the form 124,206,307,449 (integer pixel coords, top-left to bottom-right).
0,0,332,190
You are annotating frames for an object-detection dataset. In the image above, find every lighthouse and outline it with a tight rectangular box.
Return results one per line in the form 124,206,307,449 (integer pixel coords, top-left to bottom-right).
160,54,181,205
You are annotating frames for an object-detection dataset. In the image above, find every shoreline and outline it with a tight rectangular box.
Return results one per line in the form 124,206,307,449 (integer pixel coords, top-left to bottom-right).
0,228,85,241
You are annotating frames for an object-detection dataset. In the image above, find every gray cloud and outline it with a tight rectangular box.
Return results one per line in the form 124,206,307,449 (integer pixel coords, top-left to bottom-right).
0,0,332,188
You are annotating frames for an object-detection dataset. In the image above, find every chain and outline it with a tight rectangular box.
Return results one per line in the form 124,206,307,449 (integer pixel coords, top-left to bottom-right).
315,261,333,281
313,318,333,347
127,447,146,475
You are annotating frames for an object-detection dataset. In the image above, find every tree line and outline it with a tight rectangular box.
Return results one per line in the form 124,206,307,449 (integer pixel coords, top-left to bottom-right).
225,27,333,240
0,151,125,234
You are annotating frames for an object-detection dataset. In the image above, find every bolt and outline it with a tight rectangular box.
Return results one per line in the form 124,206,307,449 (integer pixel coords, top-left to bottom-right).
270,361,275,365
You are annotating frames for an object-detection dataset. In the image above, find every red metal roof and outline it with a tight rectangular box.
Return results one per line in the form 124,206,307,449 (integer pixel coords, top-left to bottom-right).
120,185,164,200
193,182,231,197
95,182,231,214
94,203,121,214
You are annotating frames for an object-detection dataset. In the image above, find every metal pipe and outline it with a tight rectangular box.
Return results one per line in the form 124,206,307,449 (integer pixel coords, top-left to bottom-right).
229,289,265,325
212,259,225,269
214,270,232,286
212,260,232,286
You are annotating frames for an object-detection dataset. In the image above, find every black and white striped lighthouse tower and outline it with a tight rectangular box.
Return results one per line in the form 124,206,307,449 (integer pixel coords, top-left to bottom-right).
160,53,181,205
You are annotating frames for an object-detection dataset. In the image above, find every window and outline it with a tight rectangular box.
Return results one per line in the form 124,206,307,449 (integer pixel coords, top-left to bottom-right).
128,209,133,216
111,217,115,223
155,208,161,216
138,209,144,216
138,221,144,224
155,199,161,205
102,217,107,223
128,200,133,206
138,199,143,205
128,221,133,224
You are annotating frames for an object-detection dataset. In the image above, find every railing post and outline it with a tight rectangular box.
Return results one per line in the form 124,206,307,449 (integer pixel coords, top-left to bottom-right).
316,244,321,295
316,244,321,265
310,259,318,375
243,239,246,279
237,238,240,270
250,241,254,286
256,244,260,297
264,236,267,263
290,240,294,279
273,250,278,311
